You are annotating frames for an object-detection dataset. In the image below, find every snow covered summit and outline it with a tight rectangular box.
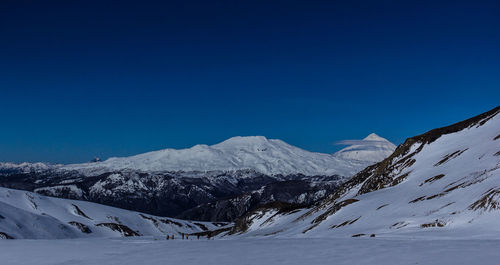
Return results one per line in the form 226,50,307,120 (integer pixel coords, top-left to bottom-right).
64,135,396,176
333,133,397,163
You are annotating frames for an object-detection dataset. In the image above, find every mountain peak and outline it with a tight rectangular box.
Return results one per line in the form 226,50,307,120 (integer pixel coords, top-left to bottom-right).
363,133,388,142
218,136,269,144
212,136,275,150
333,134,396,164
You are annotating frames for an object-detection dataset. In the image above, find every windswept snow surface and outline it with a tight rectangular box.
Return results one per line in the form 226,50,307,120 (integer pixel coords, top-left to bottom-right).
1,237,500,265
61,135,394,176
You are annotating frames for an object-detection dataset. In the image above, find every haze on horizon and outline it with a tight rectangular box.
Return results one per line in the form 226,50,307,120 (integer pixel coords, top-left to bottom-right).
1,0,499,164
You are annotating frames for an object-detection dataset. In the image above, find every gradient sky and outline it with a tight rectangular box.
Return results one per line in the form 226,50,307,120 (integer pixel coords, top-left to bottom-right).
1,0,499,163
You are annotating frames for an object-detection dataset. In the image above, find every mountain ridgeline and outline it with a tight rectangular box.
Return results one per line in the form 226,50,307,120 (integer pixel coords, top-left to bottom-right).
1,106,499,240
0,134,395,222
229,106,500,238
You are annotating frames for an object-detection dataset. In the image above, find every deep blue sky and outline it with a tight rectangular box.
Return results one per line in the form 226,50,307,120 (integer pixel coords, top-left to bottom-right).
1,0,499,163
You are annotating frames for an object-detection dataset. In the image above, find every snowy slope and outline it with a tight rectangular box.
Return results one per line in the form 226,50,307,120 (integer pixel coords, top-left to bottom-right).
333,133,397,164
60,136,393,177
0,187,229,239
231,106,500,238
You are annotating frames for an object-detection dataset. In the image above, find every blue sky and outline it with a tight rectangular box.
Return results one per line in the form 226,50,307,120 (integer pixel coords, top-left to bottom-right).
1,0,499,163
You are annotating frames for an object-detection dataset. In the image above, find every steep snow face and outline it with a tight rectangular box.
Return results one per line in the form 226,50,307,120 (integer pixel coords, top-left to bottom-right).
0,187,229,239
231,107,500,238
333,133,397,164
62,136,388,176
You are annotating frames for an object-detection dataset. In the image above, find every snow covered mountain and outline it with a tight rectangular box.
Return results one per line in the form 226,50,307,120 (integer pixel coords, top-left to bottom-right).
2,106,499,241
0,187,229,239
62,136,385,177
230,106,500,238
333,133,397,164
0,135,395,222
1,134,395,178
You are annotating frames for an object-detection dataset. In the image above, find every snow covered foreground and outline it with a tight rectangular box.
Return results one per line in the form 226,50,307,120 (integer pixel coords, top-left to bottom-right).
1,237,500,265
